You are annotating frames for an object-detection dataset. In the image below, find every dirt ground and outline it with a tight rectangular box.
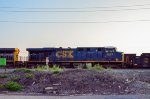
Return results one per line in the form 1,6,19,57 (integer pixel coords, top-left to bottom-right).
0,69,150,96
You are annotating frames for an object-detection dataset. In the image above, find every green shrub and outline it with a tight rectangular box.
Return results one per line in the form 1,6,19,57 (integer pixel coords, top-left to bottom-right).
0,74,8,78
10,74,20,81
85,64,93,70
25,73,34,79
107,67,112,71
92,64,105,71
77,65,82,69
36,65,63,73
36,65,49,71
0,84,4,89
76,63,93,69
85,64,105,71
49,65,63,74
5,81,23,91
13,68,32,73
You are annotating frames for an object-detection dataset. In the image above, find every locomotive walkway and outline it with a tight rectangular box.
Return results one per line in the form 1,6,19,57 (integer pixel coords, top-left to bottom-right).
0,95,150,99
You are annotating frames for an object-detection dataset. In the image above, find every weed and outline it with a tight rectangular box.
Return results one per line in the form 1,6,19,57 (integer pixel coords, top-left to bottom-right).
10,74,20,81
77,65,83,69
86,64,105,71
0,84,4,89
25,73,34,79
107,67,112,71
36,65,49,71
92,64,105,71
49,65,63,74
0,74,8,78
13,68,32,73
85,64,93,70
5,81,23,91
76,63,92,69
36,65,63,73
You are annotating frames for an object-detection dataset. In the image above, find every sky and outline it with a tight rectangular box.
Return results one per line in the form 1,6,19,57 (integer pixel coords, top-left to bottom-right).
1,0,150,56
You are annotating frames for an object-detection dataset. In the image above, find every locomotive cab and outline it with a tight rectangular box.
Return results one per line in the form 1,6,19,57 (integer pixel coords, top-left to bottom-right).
104,47,116,52
103,47,116,58
101,47,124,67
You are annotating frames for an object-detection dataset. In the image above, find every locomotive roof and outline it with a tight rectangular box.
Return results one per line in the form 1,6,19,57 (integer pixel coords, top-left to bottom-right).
77,47,116,49
27,47,117,51
0,48,19,53
0,48,15,50
0,48,16,51
26,48,56,51
77,47,104,48
26,47,76,51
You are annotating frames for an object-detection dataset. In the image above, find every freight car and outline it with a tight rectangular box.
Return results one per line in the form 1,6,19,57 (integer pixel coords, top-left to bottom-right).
26,47,124,68
124,53,150,68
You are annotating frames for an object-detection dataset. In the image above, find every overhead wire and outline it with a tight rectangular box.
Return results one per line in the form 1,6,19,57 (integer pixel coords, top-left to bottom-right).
1,3,150,12
1,3,150,9
1,20,150,23
1,3,150,23
1,7,150,12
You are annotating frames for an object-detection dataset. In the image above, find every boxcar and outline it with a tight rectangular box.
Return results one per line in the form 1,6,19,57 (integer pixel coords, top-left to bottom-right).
140,53,150,68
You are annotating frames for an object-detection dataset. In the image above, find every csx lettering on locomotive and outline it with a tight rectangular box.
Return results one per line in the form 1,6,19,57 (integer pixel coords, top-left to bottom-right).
56,51,73,58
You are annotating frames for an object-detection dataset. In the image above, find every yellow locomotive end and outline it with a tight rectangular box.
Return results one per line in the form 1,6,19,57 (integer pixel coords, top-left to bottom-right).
14,48,20,63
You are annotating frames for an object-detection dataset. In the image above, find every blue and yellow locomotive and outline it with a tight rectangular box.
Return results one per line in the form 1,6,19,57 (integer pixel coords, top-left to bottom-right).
26,47,124,67
0,48,20,66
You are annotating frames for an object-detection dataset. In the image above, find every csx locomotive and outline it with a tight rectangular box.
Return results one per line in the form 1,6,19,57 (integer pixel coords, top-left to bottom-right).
26,47,123,68
0,47,150,68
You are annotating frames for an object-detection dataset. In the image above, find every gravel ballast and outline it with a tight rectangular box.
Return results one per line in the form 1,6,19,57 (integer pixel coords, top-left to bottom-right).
0,69,150,95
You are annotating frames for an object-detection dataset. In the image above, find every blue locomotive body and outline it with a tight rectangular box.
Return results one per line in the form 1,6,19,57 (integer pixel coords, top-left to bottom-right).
50,47,123,63
26,47,123,67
